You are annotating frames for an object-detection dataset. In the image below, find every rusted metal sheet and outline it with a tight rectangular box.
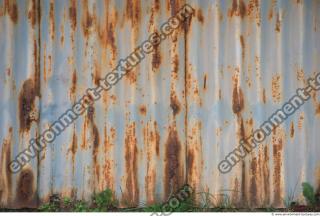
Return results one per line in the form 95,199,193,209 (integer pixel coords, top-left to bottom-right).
0,0,319,209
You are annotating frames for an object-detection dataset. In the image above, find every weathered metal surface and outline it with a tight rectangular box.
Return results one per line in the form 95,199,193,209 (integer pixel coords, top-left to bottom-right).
0,0,319,209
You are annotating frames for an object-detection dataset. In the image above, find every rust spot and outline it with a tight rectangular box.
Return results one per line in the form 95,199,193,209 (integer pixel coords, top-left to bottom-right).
70,131,77,156
4,0,18,23
124,122,139,206
232,86,244,114
152,42,161,70
272,74,281,103
154,0,160,12
164,125,183,198
203,74,207,90
69,0,77,30
170,92,181,116
262,88,266,104
19,79,40,132
240,35,245,60
172,54,179,74
197,9,204,23
275,12,281,32
27,0,38,27
272,128,284,206
70,70,77,96
16,169,34,202
290,122,294,138
139,105,147,116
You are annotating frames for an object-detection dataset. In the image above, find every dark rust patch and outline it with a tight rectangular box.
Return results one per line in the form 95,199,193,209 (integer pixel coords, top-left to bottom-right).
239,0,246,18
4,0,18,23
187,150,195,180
69,0,77,30
275,12,281,32
70,70,77,96
16,169,34,202
19,79,40,132
240,35,245,60
203,74,207,90
87,105,100,182
152,42,161,70
170,92,181,116
139,105,147,116
290,122,294,138
197,9,204,23
124,122,139,206
164,126,183,198
250,157,258,206
232,86,244,114
70,131,77,156
154,0,160,12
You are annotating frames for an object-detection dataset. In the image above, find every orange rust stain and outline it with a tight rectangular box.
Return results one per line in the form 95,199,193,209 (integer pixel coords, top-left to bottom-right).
263,145,270,204
154,0,160,12
275,12,281,32
298,113,304,130
81,0,94,38
187,150,194,181
228,0,247,18
143,121,159,204
232,86,244,114
316,104,320,116
164,125,183,198
170,92,181,116
172,54,179,74
297,68,305,82
268,0,276,21
272,128,284,206
124,122,139,206
169,0,182,16
0,128,13,203
27,0,38,28
272,74,281,103
139,105,147,116
49,1,55,41
240,35,245,60
290,122,295,138
125,0,141,26
197,8,204,23
3,0,18,23
69,0,77,30
250,157,258,206
98,6,118,59
18,79,40,133
103,126,115,191
16,168,35,202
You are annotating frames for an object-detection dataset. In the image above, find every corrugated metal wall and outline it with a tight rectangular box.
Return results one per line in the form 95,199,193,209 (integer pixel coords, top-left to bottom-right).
0,0,319,209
